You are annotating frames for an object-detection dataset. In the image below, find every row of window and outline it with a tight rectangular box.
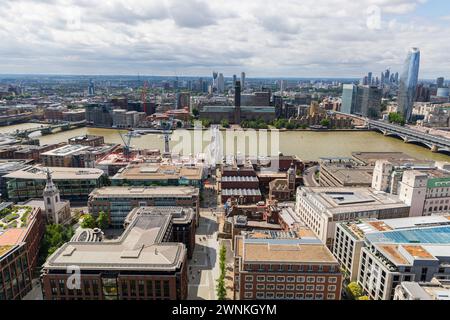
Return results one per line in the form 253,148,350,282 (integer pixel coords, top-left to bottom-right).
243,264,337,273
120,279,171,298
244,283,337,292
244,275,338,283
244,291,336,300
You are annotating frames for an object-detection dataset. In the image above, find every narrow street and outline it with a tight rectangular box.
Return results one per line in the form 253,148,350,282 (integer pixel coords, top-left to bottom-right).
187,209,220,300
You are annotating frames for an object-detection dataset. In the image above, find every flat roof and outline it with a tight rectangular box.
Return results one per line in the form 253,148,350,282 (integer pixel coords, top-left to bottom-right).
41,144,89,156
43,208,186,271
221,176,259,182
222,189,262,196
237,238,337,264
351,152,421,165
112,164,203,181
90,186,199,198
365,226,450,245
375,244,450,267
0,229,27,246
321,163,374,185
300,187,409,216
4,165,104,180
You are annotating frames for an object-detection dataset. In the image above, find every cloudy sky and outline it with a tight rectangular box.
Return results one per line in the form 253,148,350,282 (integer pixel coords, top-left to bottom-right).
0,0,449,78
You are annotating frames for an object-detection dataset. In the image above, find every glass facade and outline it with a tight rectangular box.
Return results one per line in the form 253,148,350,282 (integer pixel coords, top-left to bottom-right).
397,48,420,122
341,84,356,114
6,177,104,202
0,244,32,300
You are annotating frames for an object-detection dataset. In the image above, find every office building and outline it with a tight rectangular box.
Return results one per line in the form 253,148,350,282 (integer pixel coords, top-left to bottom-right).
437,77,445,88
241,72,246,91
68,135,105,147
125,207,196,258
358,226,450,300
398,48,421,122
4,165,106,202
110,163,204,188
88,186,200,228
62,109,86,122
41,207,189,300
341,84,382,118
85,103,114,127
218,73,225,94
241,92,271,106
319,158,374,187
233,230,343,300
295,186,411,246
341,84,357,115
398,169,450,217
333,215,450,282
394,278,450,300
88,79,95,96
355,85,382,118
0,160,32,199
40,144,90,167
0,206,45,300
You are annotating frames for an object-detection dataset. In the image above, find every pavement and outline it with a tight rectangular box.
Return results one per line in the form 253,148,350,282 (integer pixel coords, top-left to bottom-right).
22,279,43,300
303,165,320,187
187,209,220,300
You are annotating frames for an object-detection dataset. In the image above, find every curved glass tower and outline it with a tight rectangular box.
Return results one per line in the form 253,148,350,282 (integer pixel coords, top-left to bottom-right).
397,47,420,122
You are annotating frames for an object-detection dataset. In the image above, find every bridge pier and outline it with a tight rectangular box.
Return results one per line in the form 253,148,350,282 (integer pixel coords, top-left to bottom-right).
431,145,439,153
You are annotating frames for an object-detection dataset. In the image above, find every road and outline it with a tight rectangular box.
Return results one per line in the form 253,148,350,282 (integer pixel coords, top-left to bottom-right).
187,209,220,300
303,165,320,187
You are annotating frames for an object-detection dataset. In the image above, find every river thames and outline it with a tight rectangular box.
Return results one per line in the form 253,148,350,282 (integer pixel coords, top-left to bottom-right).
1,123,450,162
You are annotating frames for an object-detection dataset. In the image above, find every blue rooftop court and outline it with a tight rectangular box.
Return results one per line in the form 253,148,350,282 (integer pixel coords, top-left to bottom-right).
365,226,450,244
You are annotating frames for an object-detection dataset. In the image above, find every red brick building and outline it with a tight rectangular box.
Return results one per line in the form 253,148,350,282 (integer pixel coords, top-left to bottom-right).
41,208,188,300
234,231,343,300
0,206,45,300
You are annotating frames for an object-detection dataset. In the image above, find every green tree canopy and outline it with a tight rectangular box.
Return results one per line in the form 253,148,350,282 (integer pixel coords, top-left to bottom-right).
348,281,363,299
221,119,230,128
81,214,96,229
96,211,109,229
320,118,331,128
388,112,406,126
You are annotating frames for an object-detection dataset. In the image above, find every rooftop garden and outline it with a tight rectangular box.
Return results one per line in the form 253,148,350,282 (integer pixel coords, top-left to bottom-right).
0,206,33,230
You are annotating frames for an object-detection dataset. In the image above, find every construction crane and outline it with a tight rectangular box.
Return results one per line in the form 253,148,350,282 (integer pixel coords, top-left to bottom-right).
118,130,133,160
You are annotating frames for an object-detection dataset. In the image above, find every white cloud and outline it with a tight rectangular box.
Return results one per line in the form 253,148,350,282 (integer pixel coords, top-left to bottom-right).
0,0,447,78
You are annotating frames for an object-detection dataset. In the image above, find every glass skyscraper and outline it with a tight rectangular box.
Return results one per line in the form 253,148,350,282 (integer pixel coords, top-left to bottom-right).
341,84,357,114
397,47,420,122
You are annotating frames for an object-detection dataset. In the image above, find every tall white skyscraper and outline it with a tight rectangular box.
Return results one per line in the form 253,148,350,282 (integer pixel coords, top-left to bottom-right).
240,72,246,92
397,48,420,122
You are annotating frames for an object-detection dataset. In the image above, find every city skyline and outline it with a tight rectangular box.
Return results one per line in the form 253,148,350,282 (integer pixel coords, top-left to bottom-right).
1,0,450,78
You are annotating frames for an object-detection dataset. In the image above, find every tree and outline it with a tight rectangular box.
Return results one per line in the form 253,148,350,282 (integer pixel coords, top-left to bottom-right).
221,119,230,128
388,112,405,126
348,281,363,299
192,108,199,117
38,224,74,265
320,118,331,128
216,244,227,300
216,276,226,300
81,214,96,229
96,211,109,229
200,118,212,128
